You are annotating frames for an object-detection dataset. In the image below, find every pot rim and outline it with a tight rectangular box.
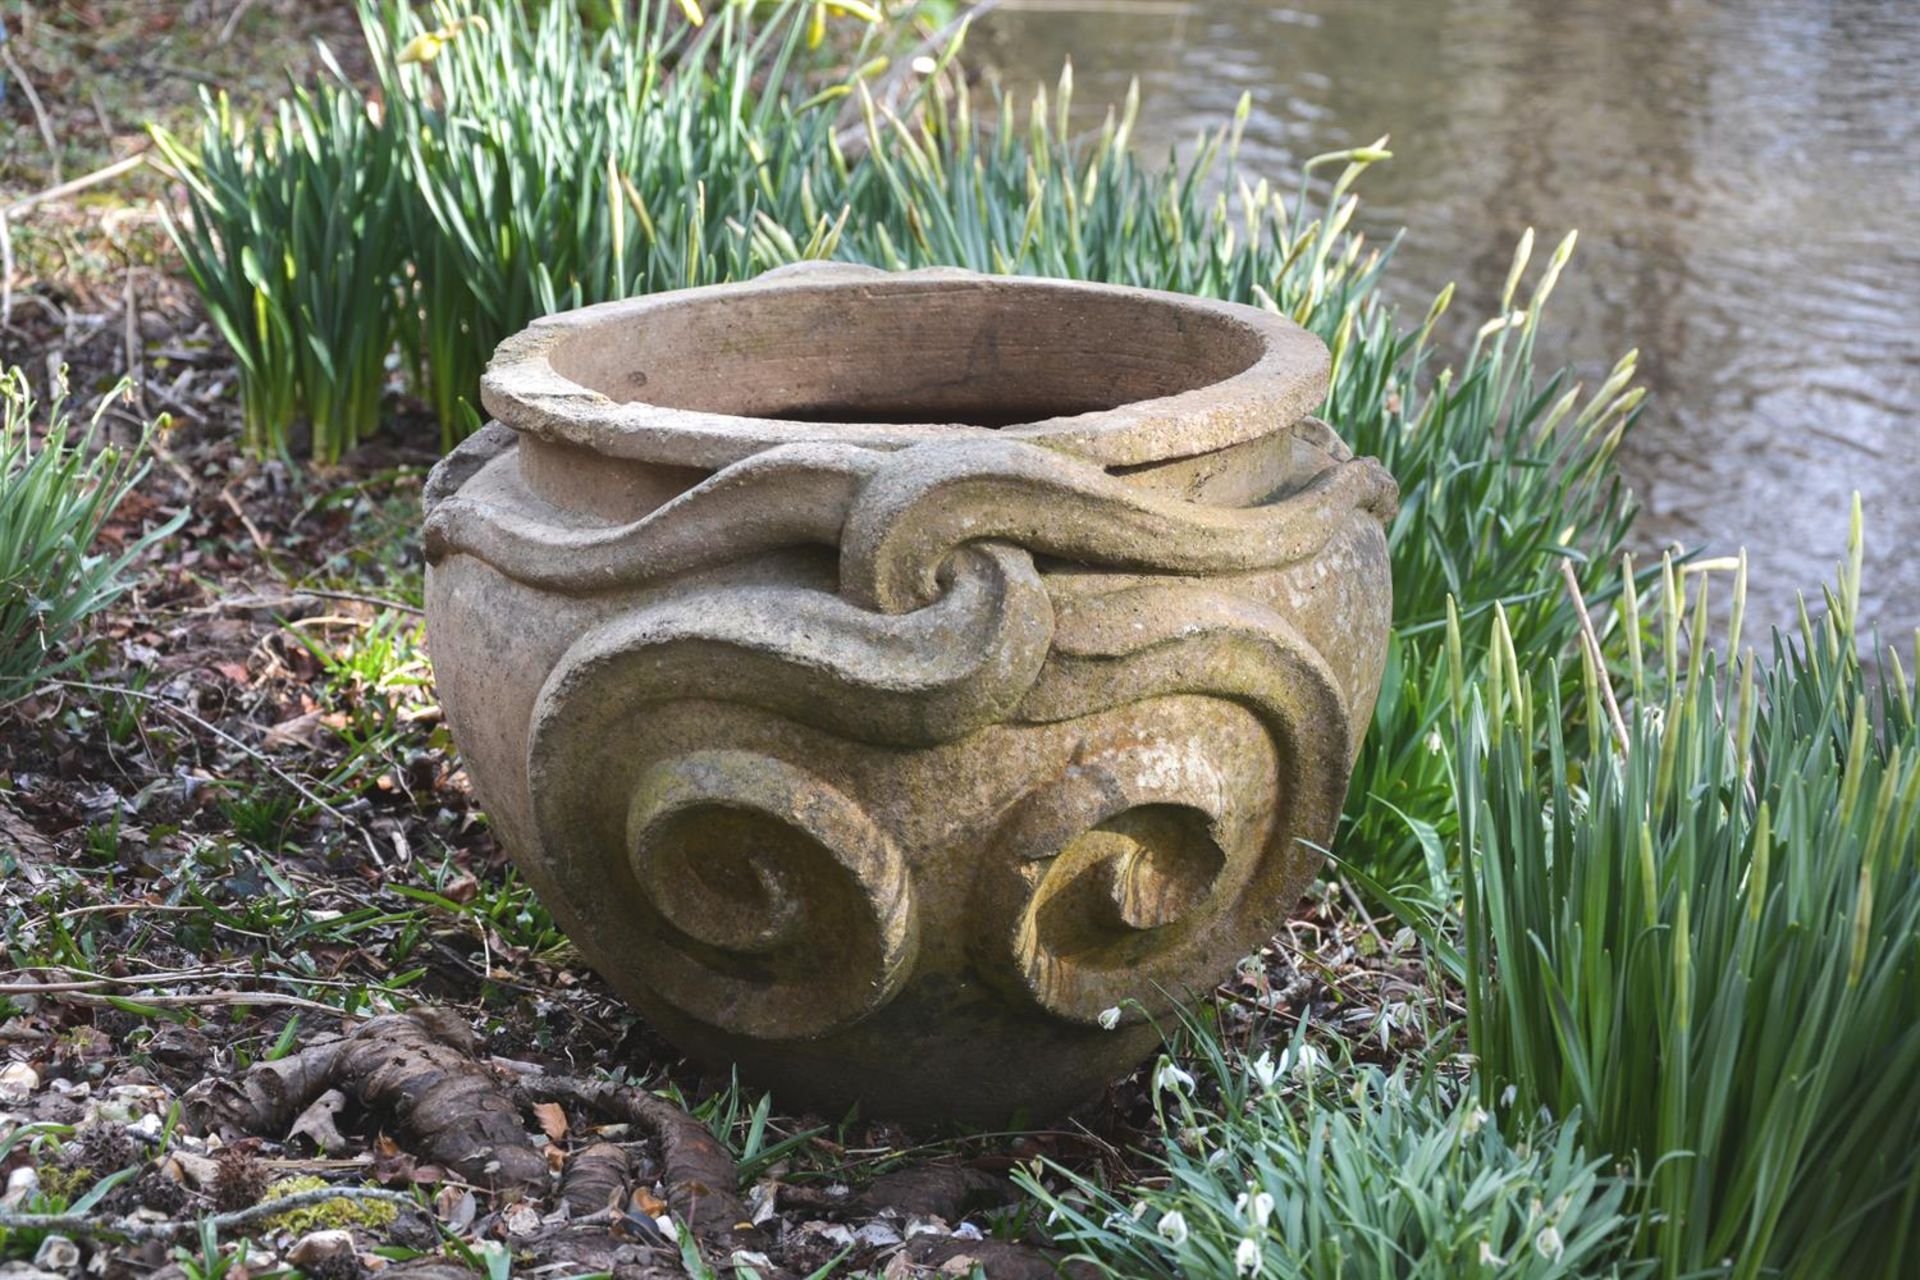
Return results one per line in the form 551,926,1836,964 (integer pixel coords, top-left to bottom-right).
479,266,1330,470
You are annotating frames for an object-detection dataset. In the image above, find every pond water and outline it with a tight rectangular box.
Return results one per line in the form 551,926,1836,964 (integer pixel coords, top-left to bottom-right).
976,0,1920,641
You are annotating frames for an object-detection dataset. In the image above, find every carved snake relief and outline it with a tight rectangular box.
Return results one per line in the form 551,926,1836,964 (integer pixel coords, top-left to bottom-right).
425,427,1394,1039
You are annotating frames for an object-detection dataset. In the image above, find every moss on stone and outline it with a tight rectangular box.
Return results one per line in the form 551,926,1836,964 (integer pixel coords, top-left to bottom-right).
36,1164,98,1203
260,1176,401,1233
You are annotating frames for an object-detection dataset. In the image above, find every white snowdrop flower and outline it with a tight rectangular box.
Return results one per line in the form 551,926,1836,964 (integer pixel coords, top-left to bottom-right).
1249,1050,1280,1092
1373,1003,1404,1048
1425,728,1444,755
1250,1192,1275,1229
1234,1191,1250,1216
1463,1106,1490,1135
1289,1043,1326,1083
1155,1061,1196,1094
1130,1200,1150,1221
1501,1083,1519,1108
1534,1225,1565,1262
1234,1237,1262,1276
1478,1241,1507,1266
1156,1209,1189,1246
1098,1006,1123,1030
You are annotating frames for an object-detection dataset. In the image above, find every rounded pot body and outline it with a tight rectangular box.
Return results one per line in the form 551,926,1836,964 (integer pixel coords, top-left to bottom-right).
423,265,1396,1123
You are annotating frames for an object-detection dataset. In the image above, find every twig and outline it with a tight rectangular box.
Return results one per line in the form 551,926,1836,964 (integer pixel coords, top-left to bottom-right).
43,988,363,1018
0,966,230,993
1,210,14,336
145,425,205,495
429,940,565,1002
124,267,147,414
88,86,115,147
49,679,357,826
172,589,423,618
2,40,62,187
220,485,274,557
218,0,261,44
1212,985,1307,1024
52,901,203,921
1558,558,1632,756
0,1185,419,1243
142,372,210,426
1,963,413,996
146,60,223,88
295,588,426,616
1337,876,1393,954
4,152,149,219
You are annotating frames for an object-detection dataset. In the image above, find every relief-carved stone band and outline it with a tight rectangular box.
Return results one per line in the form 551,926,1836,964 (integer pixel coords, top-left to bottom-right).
509,437,1367,1040
425,431,1395,607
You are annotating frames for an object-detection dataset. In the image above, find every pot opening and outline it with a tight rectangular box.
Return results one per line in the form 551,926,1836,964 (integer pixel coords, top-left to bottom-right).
543,278,1266,429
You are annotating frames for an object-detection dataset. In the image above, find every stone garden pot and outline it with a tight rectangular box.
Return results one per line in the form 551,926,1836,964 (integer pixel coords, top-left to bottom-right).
422,264,1396,1122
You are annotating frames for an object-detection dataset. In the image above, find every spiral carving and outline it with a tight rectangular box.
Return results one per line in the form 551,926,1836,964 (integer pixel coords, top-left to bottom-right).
969,581,1353,1025
621,750,916,1040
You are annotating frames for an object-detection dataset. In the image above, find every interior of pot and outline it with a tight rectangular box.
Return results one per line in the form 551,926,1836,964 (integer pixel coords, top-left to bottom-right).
542,277,1267,428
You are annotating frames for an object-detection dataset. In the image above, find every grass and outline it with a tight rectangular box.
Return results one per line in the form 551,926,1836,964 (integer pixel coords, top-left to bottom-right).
1036,540,1920,1280
1427,504,1920,1278
1022,1013,1637,1279
151,0,882,456
0,366,182,706
367,0,875,440
151,77,405,459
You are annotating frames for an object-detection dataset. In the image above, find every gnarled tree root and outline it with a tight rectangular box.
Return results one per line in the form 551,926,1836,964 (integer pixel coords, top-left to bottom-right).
184,1009,548,1195
508,1073,765,1256
180,1009,1086,1278
559,1141,631,1218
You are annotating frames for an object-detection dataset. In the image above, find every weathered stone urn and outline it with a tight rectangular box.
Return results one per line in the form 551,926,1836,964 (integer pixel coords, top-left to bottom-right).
422,264,1396,1122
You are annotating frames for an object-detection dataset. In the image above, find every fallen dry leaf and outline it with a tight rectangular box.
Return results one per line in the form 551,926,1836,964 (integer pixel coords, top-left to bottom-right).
261,710,326,750
532,1099,569,1142
288,1087,351,1152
